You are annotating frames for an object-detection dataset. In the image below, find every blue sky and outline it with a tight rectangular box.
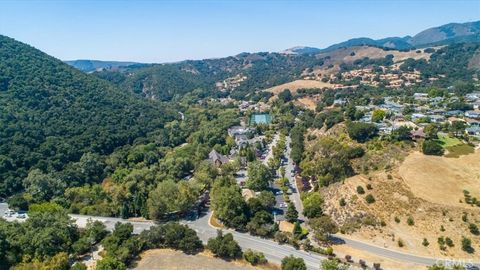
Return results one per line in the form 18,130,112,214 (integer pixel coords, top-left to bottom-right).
0,0,478,63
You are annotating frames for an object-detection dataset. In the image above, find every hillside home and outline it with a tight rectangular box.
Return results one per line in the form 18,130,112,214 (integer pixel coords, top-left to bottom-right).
466,119,480,127
413,93,428,101
446,110,464,117
429,115,446,123
333,98,346,106
411,128,426,140
466,126,480,137
411,113,426,121
392,120,417,129
465,110,480,119
449,96,460,102
447,117,467,124
472,101,480,110
376,122,393,134
465,92,480,102
429,97,444,104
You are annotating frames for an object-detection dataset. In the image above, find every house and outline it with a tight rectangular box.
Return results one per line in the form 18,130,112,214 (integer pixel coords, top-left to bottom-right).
465,92,480,102
413,93,428,101
209,149,230,166
411,113,426,121
411,128,426,140
392,120,417,129
376,122,393,134
228,126,252,137
429,115,446,123
333,98,346,106
447,117,466,124
235,134,249,148
359,113,372,123
466,119,480,127
429,97,444,104
465,110,480,119
445,110,464,117
465,126,480,137
472,101,480,110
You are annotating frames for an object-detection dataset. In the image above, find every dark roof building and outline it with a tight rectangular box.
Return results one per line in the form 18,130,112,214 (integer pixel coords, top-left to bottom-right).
209,149,230,166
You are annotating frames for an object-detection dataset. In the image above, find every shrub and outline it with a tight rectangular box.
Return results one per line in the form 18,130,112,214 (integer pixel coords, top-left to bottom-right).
243,249,267,265
397,239,404,247
71,263,87,270
96,257,126,270
207,230,242,259
356,186,365,194
366,184,372,190
461,236,474,253
365,194,375,204
281,255,306,270
445,237,454,247
320,260,349,270
469,223,479,235
274,231,289,244
422,238,429,247
440,225,445,232
407,217,415,226
462,213,468,222
346,122,378,143
394,216,400,223
422,140,444,156
339,198,346,207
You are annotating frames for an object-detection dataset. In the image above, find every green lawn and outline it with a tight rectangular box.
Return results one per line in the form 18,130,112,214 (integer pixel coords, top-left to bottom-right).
445,144,475,158
437,133,463,148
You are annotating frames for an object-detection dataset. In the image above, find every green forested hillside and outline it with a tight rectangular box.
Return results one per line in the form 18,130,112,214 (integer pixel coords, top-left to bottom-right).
96,52,324,101
0,35,177,196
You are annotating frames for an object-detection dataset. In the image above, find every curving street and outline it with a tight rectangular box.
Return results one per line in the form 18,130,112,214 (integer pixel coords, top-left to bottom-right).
2,203,479,269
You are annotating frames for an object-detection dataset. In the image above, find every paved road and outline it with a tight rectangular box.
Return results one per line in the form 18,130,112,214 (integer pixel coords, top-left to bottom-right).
72,211,325,270
2,203,479,269
70,211,480,269
285,135,305,221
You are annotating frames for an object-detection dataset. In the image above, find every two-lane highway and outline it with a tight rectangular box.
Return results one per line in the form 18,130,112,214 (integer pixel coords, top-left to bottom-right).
71,210,325,270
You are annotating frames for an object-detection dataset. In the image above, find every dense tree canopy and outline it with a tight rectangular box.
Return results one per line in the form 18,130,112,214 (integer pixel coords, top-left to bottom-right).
0,35,177,196
246,161,272,191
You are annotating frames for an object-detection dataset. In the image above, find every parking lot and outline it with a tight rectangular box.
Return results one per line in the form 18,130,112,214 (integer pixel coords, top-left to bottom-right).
0,203,28,220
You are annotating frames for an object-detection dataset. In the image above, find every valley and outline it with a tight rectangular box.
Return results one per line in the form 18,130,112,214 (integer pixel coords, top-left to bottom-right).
1,9,480,270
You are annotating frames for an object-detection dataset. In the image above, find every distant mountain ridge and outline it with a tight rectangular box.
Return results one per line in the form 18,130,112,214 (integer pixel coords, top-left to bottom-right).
65,59,141,72
284,20,480,54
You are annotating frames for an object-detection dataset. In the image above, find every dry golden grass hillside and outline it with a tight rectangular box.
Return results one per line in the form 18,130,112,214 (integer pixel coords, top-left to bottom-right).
399,151,480,207
321,150,480,260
